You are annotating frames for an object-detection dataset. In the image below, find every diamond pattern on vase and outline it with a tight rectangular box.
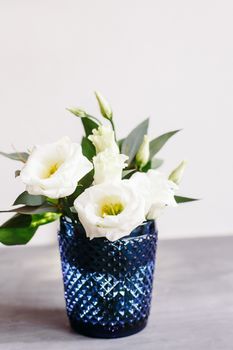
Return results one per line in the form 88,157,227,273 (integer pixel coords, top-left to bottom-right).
58,217,158,337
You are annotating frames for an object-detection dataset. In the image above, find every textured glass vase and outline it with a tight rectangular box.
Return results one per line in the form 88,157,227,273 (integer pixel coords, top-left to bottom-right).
58,216,158,338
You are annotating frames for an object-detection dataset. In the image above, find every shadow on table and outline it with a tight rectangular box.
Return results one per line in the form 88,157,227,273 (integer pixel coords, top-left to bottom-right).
0,304,81,343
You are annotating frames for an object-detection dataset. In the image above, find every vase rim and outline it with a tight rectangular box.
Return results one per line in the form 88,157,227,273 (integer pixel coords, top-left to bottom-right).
59,215,158,242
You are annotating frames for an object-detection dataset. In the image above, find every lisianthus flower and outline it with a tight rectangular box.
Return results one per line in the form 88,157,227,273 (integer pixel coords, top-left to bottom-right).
93,149,128,185
20,137,93,198
74,181,145,241
88,125,119,154
129,170,178,219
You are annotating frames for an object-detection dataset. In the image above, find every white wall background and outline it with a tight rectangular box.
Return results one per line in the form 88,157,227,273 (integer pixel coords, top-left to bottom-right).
0,0,232,245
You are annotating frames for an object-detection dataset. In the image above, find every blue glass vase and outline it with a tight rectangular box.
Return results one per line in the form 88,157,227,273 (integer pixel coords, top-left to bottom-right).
58,216,158,338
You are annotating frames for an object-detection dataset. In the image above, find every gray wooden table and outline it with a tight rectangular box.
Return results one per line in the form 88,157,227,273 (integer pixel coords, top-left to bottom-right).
0,236,232,350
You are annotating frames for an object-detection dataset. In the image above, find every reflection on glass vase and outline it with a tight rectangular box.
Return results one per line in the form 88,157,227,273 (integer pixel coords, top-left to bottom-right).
58,216,158,338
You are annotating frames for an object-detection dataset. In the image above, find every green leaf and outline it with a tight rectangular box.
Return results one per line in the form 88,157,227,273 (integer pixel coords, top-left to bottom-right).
81,117,99,137
16,203,59,215
137,158,164,173
81,137,96,160
140,161,151,172
67,170,94,206
0,202,59,215
118,138,124,151
122,169,137,179
149,130,181,158
67,108,100,137
13,191,46,206
175,195,199,204
30,212,61,227
121,118,149,164
151,158,164,169
0,214,37,245
0,212,60,246
0,151,29,163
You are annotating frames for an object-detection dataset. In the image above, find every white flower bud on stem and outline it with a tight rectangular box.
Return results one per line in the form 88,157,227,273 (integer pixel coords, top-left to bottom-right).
66,108,87,118
169,160,187,185
95,91,113,120
136,135,150,169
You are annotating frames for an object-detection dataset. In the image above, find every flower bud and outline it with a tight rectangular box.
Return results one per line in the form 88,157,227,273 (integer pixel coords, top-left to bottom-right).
169,160,187,185
88,125,119,154
67,107,87,118
93,149,128,185
95,91,113,120
136,135,150,169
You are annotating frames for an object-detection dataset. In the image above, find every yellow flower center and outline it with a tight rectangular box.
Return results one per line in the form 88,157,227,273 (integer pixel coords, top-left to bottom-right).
49,163,59,176
42,163,59,179
100,197,124,217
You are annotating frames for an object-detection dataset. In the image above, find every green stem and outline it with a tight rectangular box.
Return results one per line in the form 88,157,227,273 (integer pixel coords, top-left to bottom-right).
110,118,117,140
60,197,76,224
87,115,102,125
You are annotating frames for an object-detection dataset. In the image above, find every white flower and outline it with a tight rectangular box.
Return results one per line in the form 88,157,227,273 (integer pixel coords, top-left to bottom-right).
169,160,187,185
88,125,119,154
20,137,93,199
129,170,178,219
93,149,128,185
74,181,145,241
136,134,150,169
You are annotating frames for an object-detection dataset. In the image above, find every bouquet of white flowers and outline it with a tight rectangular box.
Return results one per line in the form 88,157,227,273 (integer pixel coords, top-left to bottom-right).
0,92,197,339
0,91,195,245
